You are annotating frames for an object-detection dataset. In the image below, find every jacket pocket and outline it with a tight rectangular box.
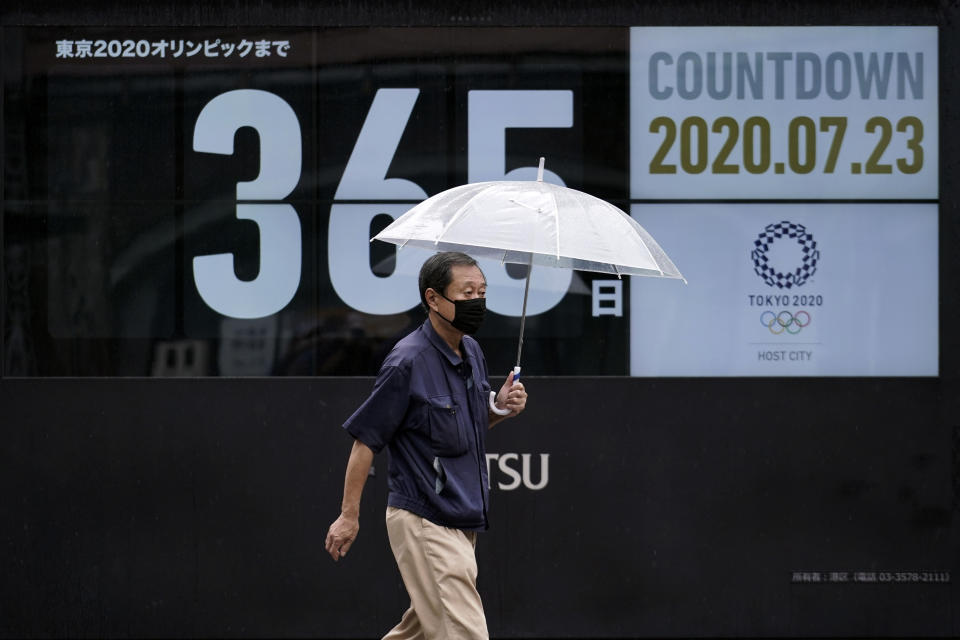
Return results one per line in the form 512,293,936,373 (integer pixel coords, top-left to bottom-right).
427,394,468,457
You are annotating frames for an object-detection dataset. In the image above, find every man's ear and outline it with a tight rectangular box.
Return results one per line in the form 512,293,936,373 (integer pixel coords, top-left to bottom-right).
425,288,439,312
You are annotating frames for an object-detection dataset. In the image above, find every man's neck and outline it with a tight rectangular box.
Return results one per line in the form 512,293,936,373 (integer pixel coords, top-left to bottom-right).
428,312,463,357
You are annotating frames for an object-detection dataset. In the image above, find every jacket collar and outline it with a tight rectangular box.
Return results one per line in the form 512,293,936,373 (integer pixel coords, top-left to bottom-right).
422,318,464,367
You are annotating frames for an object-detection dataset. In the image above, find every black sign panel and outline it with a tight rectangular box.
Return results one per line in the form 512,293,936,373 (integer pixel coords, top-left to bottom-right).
3,27,630,376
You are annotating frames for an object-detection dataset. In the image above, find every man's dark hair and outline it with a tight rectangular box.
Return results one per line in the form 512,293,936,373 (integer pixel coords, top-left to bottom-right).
419,252,481,314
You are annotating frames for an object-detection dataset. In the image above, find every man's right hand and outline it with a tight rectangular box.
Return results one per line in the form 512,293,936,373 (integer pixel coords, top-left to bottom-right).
327,440,373,563
325,513,359,562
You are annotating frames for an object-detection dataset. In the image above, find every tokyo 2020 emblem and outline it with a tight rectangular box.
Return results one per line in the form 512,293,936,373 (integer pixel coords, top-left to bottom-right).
751,221,819,289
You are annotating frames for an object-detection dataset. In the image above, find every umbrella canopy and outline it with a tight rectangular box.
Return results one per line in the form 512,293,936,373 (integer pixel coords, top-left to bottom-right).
372,159,684,412
373,175,685,281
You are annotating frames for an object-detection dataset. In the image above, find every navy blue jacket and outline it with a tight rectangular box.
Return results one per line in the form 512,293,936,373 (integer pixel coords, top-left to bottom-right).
343,319,492,531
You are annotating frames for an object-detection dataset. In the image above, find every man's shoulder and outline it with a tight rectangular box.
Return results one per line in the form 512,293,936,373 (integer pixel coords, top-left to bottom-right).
382,324,432,367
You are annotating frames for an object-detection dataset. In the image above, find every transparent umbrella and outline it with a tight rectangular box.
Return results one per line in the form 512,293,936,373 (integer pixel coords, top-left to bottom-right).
372,158,685,411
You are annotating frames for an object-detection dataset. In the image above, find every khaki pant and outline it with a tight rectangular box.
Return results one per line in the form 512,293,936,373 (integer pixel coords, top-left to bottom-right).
382,507,489,640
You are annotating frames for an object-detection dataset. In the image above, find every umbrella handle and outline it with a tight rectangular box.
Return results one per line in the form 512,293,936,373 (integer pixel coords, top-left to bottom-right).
488,366,521,416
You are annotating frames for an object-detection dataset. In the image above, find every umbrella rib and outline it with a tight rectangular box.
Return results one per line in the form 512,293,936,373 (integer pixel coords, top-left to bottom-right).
578,190,612,273
597,202,664,277
547,184,561,260
628,213,665,277
434,183,497,244
581,195,657,277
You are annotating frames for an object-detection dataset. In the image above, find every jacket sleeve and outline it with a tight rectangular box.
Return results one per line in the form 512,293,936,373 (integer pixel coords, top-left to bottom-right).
342,362,411,454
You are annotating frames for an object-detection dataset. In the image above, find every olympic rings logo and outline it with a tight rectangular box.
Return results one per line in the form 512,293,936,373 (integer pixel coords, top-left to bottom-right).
761,310,811,335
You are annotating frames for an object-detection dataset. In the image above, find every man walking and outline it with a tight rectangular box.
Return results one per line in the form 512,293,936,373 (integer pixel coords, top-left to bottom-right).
325,251,527,639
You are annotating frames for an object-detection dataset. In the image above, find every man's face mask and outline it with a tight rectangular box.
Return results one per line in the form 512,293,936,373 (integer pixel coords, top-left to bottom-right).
436,291,486,335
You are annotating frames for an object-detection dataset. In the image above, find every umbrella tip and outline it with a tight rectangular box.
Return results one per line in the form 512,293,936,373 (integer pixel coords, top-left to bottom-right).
537,157,545,182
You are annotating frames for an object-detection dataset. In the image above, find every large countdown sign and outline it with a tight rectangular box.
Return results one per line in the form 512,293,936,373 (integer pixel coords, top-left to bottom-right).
1,26,939,377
